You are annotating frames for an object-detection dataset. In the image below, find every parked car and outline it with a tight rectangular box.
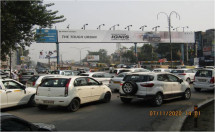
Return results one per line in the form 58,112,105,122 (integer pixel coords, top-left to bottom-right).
152,68,172,73
193,69,215,92
79,72,113,86
119,72,191,106
26,74,63,88
0,113,56,131
170,69,196,84
109,72,130,91
118,68,151,74
50,70,76,76
0,79,36,109
19,69,37,85
35,76,111,112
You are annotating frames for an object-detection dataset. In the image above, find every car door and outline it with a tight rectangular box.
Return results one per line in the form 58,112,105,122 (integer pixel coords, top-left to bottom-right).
86,77,104,101
0,83,8,108
74,77,93,103
157,74,172,98
185,69,195,81
2,80,27,106
167,74,182,95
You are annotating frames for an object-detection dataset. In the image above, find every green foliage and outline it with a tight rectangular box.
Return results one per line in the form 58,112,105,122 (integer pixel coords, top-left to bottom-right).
1,0,66,61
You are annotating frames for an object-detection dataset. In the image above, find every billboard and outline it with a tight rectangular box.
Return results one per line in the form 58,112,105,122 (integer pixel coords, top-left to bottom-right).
36,29,57,43
87,55,99,61
39,50,57,59
58,30,195,43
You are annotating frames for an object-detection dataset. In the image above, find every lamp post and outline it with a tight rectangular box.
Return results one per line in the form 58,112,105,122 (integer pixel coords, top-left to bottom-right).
152,26,160,32
139,25,147,31
182,26,189,32
81,24,88,30
157,11,180,68
125,25,132,31
97,24,105,30
173,27,180,31
67,24,70,29
109,24,119,30
70,47,90,64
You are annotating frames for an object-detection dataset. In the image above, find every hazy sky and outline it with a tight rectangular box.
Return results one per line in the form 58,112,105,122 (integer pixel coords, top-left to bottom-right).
27,0,214,63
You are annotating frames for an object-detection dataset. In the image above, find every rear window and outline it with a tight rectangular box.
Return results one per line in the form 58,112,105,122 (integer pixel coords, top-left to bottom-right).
118,70,130,74
40,78,70,87
123,75,154,82
195,70,213,77
22,72,34,75
51,71,60,74
153,70,161,72
79,74,89,76
171,70,184,73
28,75,39,82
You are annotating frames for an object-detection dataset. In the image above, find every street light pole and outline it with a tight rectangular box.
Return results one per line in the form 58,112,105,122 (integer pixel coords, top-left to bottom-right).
157,11,180,68
182,26,189,64
139,25,147,31
81,24,88,30
152,26,160,32
125,25,132,31
173,27,180,31
97,24,105,30
70,47,90,64
109,24,119,30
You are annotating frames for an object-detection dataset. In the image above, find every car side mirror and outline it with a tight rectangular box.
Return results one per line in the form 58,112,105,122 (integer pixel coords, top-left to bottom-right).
99,82,103,85
179,79,183,84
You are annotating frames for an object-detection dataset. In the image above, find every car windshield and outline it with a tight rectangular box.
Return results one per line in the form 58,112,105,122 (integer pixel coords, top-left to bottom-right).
195,70,213,77
79,74,89,76
171,70,184,73
28,75,39,82
123,75,154,82
40,78,70,87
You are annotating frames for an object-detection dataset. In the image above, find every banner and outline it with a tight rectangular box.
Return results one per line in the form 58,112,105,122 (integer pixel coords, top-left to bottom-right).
39,50,57,59
58,30,195,43
87,55,99,61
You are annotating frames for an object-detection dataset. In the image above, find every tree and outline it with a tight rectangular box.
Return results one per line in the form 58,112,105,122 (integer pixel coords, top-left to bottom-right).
1,1,66,60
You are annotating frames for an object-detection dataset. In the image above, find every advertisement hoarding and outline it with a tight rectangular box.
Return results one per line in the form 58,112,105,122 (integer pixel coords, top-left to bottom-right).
87,55,99,61
36,29,57,43
58,30,195,43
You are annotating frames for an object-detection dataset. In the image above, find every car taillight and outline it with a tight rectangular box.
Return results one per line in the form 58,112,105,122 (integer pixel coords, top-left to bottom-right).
65,78,71,97
210,77,214,84
179,73,186,75
140,83,154,87
120,83,123,86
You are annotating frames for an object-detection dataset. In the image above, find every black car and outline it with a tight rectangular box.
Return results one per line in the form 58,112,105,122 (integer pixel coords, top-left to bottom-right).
0,113,57,131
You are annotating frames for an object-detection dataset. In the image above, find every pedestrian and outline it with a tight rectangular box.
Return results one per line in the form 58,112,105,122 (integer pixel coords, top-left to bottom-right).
12,70,18,81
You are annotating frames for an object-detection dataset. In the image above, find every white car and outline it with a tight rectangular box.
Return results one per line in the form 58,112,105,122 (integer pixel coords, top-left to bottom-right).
119,72,191,106
0,79,36,109
35,76,112,112
114,68,150,75
26,74,63,88
79,72,113,86
170,69,196,83
109,72,130,91
152,68,171,73
193,69,215,91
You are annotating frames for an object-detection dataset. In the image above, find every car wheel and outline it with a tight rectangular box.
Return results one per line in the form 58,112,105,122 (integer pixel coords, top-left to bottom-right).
122,81,138,95
194,88,201,92
67,98,80,112
186,78,191,84
28,95,36,107
103,92,111,103
38,105,48,110
183,89,191,100
120,97,132,103
152,93,163,107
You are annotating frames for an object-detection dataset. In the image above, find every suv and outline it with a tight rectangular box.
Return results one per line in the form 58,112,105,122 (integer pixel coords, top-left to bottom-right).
193,69,215,91
119,72,191,106
35,76,111,112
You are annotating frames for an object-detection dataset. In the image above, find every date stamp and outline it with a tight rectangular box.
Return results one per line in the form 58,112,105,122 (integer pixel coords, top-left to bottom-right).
149,111,200,116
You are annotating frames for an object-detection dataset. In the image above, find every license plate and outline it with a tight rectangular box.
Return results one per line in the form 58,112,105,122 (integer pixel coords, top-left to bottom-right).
114,81,120,84
43,100,54,104
198,79,206,82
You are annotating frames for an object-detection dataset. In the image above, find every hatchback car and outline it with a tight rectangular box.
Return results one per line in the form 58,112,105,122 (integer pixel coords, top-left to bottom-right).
0,79,36,109
119,72,191,106
0,113,56,131
170,69,196,83
193,69,215,91
35,76,111,112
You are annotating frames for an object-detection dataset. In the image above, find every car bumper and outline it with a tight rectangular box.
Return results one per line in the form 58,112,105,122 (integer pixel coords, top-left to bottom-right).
35,96,71,106
120,94,155,100
193,83,215,90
